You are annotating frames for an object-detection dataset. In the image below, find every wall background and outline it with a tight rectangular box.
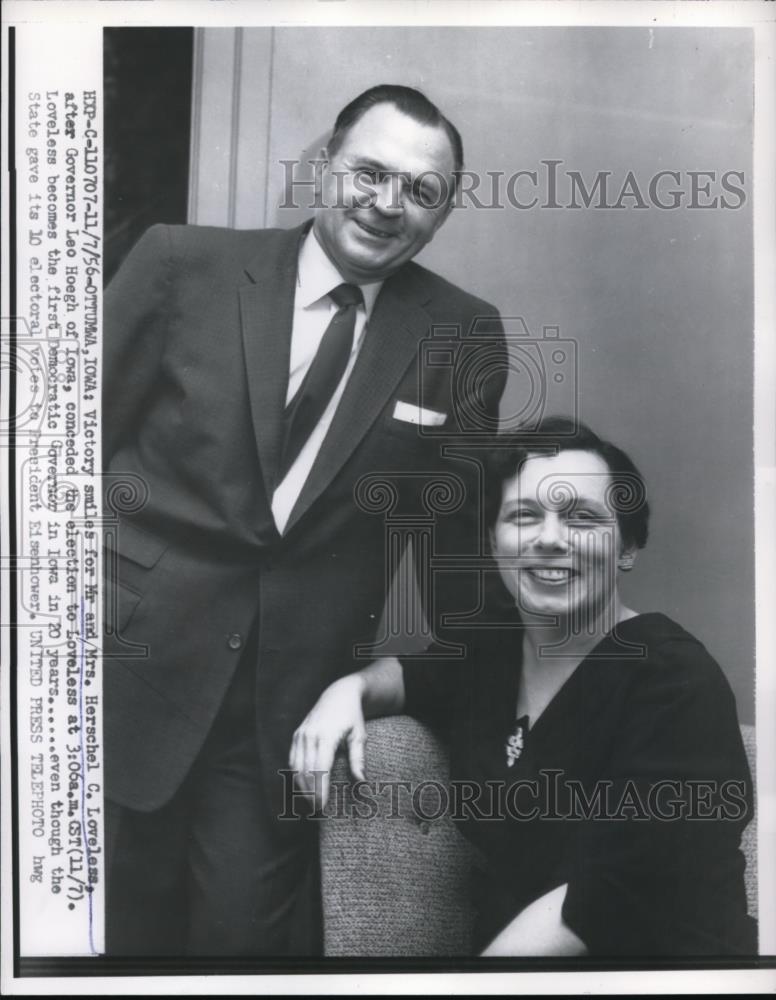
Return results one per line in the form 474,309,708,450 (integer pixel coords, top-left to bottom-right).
155,26,754,719
104,27,193,281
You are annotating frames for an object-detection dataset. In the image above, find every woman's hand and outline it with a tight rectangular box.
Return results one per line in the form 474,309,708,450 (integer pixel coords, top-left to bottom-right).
289,673,367,811
289,657,405,811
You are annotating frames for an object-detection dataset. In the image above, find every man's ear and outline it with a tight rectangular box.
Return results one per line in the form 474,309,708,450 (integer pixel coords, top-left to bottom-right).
618,543,638,572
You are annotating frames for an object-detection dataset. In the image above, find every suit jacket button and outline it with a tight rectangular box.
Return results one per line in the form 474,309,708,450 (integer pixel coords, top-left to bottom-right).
227,633,243,651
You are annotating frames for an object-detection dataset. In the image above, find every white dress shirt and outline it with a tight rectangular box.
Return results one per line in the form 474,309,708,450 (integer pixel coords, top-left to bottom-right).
271,230,383,533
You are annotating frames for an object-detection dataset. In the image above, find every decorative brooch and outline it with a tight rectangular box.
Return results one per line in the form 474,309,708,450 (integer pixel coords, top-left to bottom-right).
505,718,527,767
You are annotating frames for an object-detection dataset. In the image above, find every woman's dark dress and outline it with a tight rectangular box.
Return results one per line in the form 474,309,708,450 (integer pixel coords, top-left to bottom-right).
402,612,757,955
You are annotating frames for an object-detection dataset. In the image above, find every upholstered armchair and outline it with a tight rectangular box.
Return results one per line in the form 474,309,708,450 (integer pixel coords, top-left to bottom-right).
320,717,758,956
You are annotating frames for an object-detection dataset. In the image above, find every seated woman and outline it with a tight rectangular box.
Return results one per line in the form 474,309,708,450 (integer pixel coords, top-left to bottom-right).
290,417,757,956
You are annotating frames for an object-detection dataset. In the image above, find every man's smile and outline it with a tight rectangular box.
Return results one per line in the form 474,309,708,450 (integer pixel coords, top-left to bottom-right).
354,218,398,239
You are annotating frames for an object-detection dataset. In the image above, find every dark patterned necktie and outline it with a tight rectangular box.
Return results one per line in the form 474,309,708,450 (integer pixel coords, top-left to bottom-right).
279,282,364,480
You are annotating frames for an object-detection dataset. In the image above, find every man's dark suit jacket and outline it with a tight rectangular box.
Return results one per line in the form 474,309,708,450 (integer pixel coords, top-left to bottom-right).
102,222,506,814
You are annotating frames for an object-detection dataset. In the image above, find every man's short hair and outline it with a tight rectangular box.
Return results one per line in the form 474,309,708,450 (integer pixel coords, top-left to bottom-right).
328,84,464,187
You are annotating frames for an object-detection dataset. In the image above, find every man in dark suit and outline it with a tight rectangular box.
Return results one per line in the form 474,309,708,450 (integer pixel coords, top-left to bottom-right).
102,84,506,956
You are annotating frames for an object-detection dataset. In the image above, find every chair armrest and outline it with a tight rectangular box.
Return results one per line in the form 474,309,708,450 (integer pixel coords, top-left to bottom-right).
319,715,479,956
739,723,757,919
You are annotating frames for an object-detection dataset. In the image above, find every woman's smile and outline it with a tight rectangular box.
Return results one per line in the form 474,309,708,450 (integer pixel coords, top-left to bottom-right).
492,449,630,630
523,567,576,585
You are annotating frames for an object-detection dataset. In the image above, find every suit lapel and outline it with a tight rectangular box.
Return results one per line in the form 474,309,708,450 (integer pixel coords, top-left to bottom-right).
238,224,309,501
284,268,432,534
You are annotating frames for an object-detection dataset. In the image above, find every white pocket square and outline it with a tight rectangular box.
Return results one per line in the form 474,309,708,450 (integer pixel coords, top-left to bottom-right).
392,401,447,426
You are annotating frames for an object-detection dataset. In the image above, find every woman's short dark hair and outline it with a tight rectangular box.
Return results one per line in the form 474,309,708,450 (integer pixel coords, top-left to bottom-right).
484,416,650,550
328,84,464,191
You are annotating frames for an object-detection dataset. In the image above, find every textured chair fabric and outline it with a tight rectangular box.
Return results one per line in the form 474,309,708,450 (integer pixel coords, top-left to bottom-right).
740,722,758,919
320,716,758,956
321,715,479,956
